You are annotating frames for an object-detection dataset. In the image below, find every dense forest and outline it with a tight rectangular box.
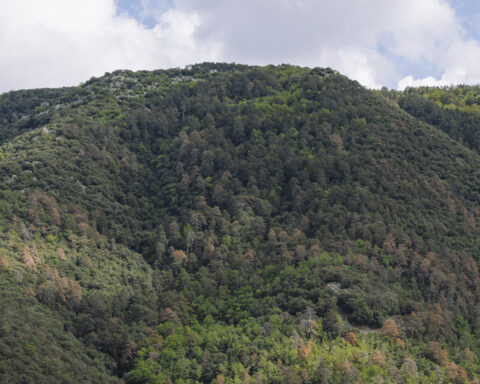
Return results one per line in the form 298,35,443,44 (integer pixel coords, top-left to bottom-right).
2,63,480,383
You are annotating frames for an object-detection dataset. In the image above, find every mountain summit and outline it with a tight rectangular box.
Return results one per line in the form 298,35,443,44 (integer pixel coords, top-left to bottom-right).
1,63,480,383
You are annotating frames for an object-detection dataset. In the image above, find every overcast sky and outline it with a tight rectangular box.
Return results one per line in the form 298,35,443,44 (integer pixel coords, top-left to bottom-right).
1,0,480,93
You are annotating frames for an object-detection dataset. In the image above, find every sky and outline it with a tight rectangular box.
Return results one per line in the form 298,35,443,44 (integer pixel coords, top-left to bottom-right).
1,0,480,93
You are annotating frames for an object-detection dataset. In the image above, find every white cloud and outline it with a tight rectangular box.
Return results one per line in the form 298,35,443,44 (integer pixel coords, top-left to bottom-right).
397,75,450,90
1,0,480,92
0,0,215,92
384,0,460,61
176,0,401,88
396,35,480,89
171,0,475,89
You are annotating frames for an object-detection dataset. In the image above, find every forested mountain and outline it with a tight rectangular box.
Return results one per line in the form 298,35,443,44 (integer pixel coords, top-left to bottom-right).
2,63,480,383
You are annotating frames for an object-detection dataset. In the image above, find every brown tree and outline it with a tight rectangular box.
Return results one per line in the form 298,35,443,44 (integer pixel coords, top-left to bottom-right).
371,350,385,366
381,318,400,338
345,332,358,346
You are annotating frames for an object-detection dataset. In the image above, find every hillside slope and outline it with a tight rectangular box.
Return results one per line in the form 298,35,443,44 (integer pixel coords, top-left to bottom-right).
2,64,480,383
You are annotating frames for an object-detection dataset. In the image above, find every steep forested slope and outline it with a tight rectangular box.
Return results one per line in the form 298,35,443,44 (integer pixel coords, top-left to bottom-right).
2,64,480,383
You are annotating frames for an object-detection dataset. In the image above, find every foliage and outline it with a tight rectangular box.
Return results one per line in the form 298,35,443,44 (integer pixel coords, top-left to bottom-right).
1,63,480,382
